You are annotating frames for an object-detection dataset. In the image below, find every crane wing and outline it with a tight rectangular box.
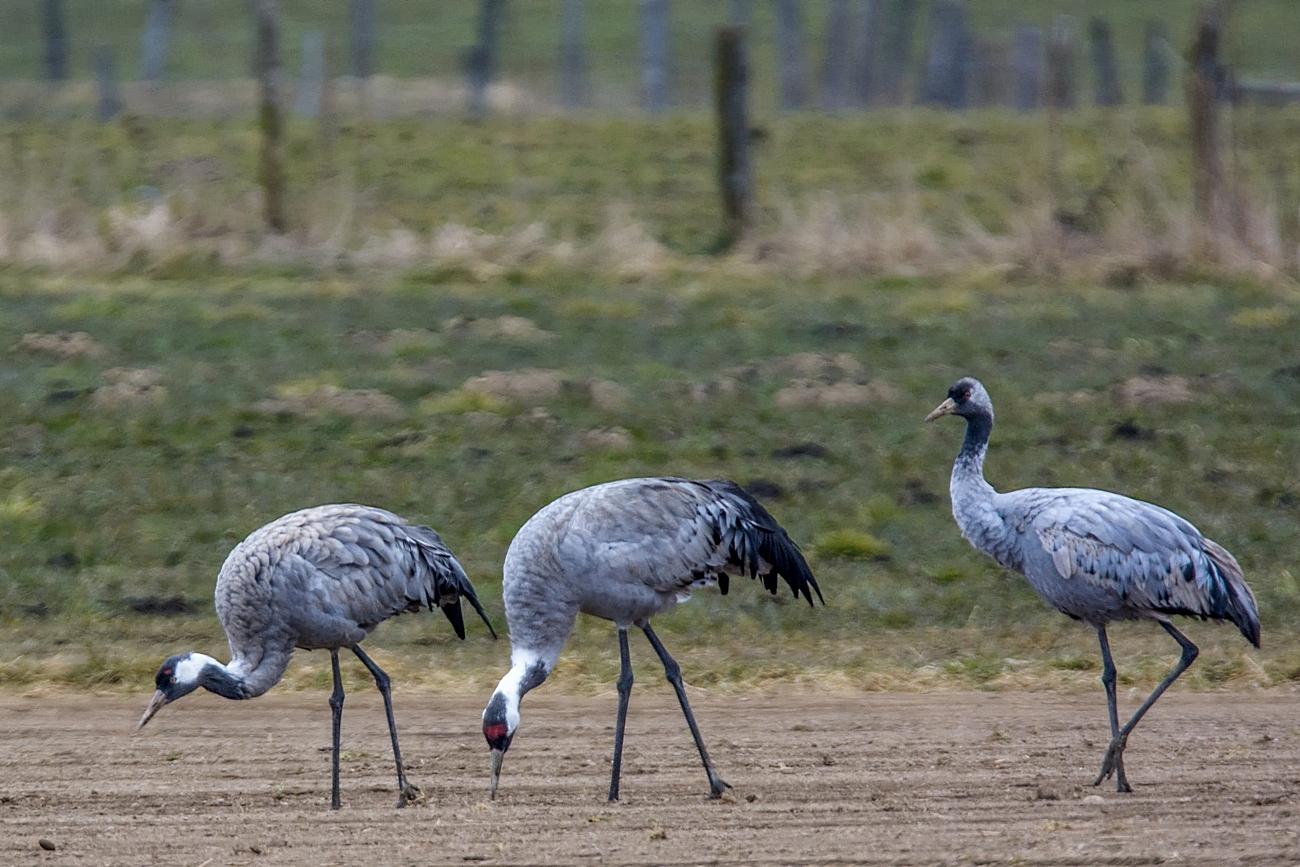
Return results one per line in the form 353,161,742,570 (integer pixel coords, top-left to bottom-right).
1022,490,1259,646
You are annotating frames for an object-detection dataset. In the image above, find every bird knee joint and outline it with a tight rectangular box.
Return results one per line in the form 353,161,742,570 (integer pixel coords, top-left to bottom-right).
617,672,633,693
329,692,344,711
662,661,681,682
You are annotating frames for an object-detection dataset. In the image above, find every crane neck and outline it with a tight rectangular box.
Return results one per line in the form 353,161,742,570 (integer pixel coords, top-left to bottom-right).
195,650,288,701
487,650,552,735
955,410,993,481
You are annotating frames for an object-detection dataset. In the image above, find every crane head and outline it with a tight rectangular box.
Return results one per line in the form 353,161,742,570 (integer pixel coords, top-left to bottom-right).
136,652,209,730
925,377,993,423
483,691,515,799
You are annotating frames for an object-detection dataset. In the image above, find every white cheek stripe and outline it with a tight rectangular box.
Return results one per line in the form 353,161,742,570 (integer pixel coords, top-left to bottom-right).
174,653,219,684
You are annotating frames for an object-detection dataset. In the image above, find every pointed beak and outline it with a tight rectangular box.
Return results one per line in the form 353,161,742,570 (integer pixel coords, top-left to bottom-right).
925,397,957,422
136,689,169,731
489,748,504,799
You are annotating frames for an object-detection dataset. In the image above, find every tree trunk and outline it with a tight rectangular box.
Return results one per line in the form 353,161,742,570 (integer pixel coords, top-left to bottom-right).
1142,20,1169,105
1089,17,1122,107
880,0,916,105
255,0,288,234
821,0,852,111
1010,24,1042,112
920,0,968,109
466,0,506,116
970,35,1008,108
1186,3,1224,236
641,0,671,113
774,0,807,110
1045,15,1077,110
140,0,174,85
349,0,376,79
95,45,124,121
715,26,752,248
559,0,586,109
852,0,882,108
41,0,69,82
295,31,326,117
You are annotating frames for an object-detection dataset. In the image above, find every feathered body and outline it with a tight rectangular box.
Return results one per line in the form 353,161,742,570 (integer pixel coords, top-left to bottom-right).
484,477,820,800
928,377,1259,792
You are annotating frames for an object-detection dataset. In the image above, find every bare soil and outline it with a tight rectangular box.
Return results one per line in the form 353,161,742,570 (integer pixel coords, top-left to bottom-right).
2,689,1298,866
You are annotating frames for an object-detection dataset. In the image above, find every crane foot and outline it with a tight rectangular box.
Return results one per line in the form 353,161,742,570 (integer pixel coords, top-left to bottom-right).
396,782,422,808
1092,737,1131,793
707,777,732,800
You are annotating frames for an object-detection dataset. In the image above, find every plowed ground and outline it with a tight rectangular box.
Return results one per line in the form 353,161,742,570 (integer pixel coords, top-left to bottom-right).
2,690,1298,866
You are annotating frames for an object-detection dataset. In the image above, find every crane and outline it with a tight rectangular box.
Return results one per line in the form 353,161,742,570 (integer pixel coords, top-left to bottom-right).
926,377,1260,791
481,477,821,802
135,504,496,809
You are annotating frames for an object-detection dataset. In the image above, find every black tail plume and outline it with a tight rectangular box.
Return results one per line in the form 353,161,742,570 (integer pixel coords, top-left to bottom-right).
703,478,823,607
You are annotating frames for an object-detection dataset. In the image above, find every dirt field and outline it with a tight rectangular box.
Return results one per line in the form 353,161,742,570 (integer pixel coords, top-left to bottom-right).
2,689,1298,866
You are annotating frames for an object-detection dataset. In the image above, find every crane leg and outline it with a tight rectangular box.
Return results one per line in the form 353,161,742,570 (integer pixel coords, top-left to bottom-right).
607,628,634,802
641,623,731,799
1094,621,1199,793
1093,625,1128,792
353,646,421,808
329,650,345,810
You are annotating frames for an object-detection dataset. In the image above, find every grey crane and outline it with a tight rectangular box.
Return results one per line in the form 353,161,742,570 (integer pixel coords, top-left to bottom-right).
136,504,496,809
481,477,821,802
926,378,1260,792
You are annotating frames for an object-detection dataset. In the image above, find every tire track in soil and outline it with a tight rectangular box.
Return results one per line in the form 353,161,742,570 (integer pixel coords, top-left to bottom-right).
1,691,1298,865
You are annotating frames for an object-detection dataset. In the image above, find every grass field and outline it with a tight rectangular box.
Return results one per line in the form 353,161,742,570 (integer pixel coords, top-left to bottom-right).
1,0,1298,112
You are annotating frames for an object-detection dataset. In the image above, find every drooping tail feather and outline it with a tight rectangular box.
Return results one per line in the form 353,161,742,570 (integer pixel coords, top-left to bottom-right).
703,479,823,607
1202,538,1260,648
410,527,498,640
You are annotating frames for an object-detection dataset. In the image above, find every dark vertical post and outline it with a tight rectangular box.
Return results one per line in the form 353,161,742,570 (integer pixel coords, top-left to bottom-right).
466,0,506,116
1089,17,1122,106
920,0,968,109
295,31,325,117
139,0,173,85
641,0,671,113
255,0,288,234
95,45,124,121
1045,15,1077,110
821,0,852,111
881,0,916,105
1187,3,1223,234
40,0,69,82
1011,24,1042,112
559,0,586,109
852,0,883,108
349,0,376,79
1142,20,1169,105
715,26,752,248
970,35,1008,108
774,0,807,110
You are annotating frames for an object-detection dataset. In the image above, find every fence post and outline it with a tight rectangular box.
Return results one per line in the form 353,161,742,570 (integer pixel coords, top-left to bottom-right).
641,0,671,113
1045,16,1077,110
40,0,69,82
715,26,752,248
1011,24,1042,112
822,0,853,111
95,45,124,121
295,31,326,117
852,0,882,108
1142,20,1169,105
255,0,288,234
920,0,969,110
1089,17,1122,106
466,0,506,116
880,0,916,105
139,0,173,85
559,0,586,109
774,0,808,110
1186,2,1224,236
349,0,376,79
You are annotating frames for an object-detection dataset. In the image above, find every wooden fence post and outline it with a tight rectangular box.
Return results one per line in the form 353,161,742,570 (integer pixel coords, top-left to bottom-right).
1089,17,1122,106
1045,15,1077,110
95,45,124,121
920,0,969,109
40,0,69,82
559,0,586,109
1186,2,1224,236
255,0,288,234
295,31,326,117
466,0,506,116
821,0,853,111
139,0,173,85
1011,24,1042,112
715,26,752,248
774,0,808,110
852,0,883,108
1142,21,1169,105
640,0,671,113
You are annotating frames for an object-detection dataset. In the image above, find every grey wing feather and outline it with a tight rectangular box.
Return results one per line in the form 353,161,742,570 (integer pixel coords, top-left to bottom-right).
1014,489,1259,645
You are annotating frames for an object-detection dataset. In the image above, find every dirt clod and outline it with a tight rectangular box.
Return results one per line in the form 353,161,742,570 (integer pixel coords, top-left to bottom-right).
38,839,55,851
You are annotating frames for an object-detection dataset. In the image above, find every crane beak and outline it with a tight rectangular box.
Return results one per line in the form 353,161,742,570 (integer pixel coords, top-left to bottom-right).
925,397,957,422
489,748,504,799
136,689,169,731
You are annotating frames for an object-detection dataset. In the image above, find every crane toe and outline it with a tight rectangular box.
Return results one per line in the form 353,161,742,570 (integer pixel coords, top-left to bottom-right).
1092,737,1132,793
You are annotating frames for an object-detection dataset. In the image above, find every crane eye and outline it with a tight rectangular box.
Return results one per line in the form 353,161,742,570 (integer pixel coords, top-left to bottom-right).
169,676,177,684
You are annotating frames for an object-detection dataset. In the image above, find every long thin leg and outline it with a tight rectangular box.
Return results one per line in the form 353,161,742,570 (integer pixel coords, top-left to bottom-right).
640,623,730,799
1093,625,1128,792
329,650,345,810
352,645,420,808
1094,621,1199,792
608,628,634,802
